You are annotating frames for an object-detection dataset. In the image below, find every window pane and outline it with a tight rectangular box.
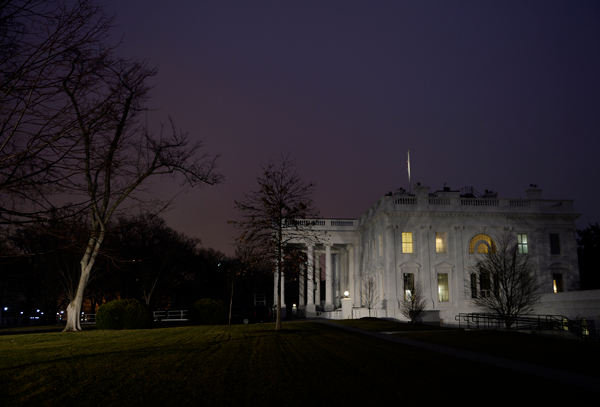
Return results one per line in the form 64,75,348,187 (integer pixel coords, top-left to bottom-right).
402,232,413,253
438,273,449,302
469,234,496,254
436,232,447,254
518,233,528,254
404,273,414,301
480,273,490,297
470,274,477,298
553,274,563,293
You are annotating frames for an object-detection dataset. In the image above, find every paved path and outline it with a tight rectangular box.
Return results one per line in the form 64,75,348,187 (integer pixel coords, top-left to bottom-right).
314,319,600,392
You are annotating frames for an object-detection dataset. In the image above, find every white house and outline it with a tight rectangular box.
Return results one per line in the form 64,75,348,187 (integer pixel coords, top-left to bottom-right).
278,185,600,327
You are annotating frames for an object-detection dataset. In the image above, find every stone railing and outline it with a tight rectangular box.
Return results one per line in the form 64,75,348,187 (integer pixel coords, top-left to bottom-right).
390,196,575,215
302,219,357,230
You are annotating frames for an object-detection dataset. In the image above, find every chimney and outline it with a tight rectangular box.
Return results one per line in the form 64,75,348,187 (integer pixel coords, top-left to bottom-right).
414,183,430,197
526,184,542,200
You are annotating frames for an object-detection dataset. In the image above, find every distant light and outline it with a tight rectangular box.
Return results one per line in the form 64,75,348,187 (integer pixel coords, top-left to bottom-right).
41,312,44,315
20,312,23,315
81,312,84,315
3,307,7,311
36,309,40,312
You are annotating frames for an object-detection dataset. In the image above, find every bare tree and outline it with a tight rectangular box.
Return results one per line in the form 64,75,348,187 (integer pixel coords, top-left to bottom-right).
230,154,322,330
61,64,221,331
467,231,541,329
30,2,223,331
1,0,114,224
400,277,427,324
361,275,378,317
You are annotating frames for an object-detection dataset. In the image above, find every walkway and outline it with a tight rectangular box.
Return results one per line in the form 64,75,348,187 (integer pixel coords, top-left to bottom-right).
315,319,600,392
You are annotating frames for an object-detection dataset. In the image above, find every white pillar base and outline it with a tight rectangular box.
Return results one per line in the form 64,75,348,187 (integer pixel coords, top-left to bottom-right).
341,298,352,319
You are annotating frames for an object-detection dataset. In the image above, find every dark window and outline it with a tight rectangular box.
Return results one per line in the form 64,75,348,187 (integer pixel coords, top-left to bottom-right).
550,234,560,255
480,273,491,297
494,275,500,296
403,273,414,301
470,274,477,298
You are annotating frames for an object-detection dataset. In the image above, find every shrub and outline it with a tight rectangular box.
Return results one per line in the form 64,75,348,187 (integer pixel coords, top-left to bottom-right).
188,298,227,325
96,299,152,330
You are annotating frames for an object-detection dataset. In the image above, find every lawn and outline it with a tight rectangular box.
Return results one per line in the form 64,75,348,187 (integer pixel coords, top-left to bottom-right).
0,321,597,406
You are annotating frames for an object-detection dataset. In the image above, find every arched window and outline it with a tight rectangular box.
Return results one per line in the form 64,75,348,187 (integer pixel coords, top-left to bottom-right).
469,234,496,254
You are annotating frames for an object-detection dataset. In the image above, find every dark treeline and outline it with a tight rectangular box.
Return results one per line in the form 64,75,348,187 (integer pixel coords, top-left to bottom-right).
0,212,273,322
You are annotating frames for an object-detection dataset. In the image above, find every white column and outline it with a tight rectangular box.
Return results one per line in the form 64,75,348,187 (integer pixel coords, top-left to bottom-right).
385,227,398,310
306,245,316,317
325,244,334,311
298,261,305,316
353,243,361,308
316,252,322,308
334,253,340,308
273,271,278,307
306,245,314,305
348,245,355,304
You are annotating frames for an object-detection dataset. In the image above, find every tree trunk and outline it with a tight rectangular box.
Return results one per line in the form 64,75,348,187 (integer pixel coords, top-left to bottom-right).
275,267,282,330
63,233,104,332
63,262,92,332
229,281,234,326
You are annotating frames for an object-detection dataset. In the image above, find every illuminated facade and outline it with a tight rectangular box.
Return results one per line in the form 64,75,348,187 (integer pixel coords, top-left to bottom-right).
287,185,592,325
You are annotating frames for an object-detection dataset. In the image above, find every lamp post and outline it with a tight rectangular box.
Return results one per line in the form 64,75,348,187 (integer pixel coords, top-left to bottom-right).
0,307,7,327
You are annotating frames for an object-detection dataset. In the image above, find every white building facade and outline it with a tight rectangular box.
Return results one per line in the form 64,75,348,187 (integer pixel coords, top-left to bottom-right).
285,185,598,326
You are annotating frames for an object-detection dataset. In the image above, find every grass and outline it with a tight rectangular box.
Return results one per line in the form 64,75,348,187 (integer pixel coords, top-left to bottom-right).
0,321,597,406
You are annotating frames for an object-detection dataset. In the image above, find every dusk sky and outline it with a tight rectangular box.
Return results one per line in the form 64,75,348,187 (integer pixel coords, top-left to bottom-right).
102,0,600,255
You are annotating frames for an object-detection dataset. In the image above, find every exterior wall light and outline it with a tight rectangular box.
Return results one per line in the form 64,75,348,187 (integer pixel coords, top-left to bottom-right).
344,291,349,298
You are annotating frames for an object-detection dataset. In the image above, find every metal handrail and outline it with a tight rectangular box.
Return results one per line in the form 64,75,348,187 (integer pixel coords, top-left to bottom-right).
153,310,187,321
455,313,598,341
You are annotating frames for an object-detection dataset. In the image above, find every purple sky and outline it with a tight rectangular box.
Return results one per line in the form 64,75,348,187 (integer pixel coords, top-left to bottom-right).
101,0,600,255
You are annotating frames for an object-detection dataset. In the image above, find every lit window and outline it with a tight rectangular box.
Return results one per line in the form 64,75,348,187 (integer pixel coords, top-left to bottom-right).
581,318,589,337
403,273,414,301
379,234,383,257
438,273,449,302
402,232,413,253
435,232,447,254
469,234,496,254
550,234,560,255
553,274,563,293
517,233,528,254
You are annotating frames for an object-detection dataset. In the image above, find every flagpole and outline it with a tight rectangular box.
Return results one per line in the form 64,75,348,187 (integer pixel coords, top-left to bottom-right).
407,149,411,194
